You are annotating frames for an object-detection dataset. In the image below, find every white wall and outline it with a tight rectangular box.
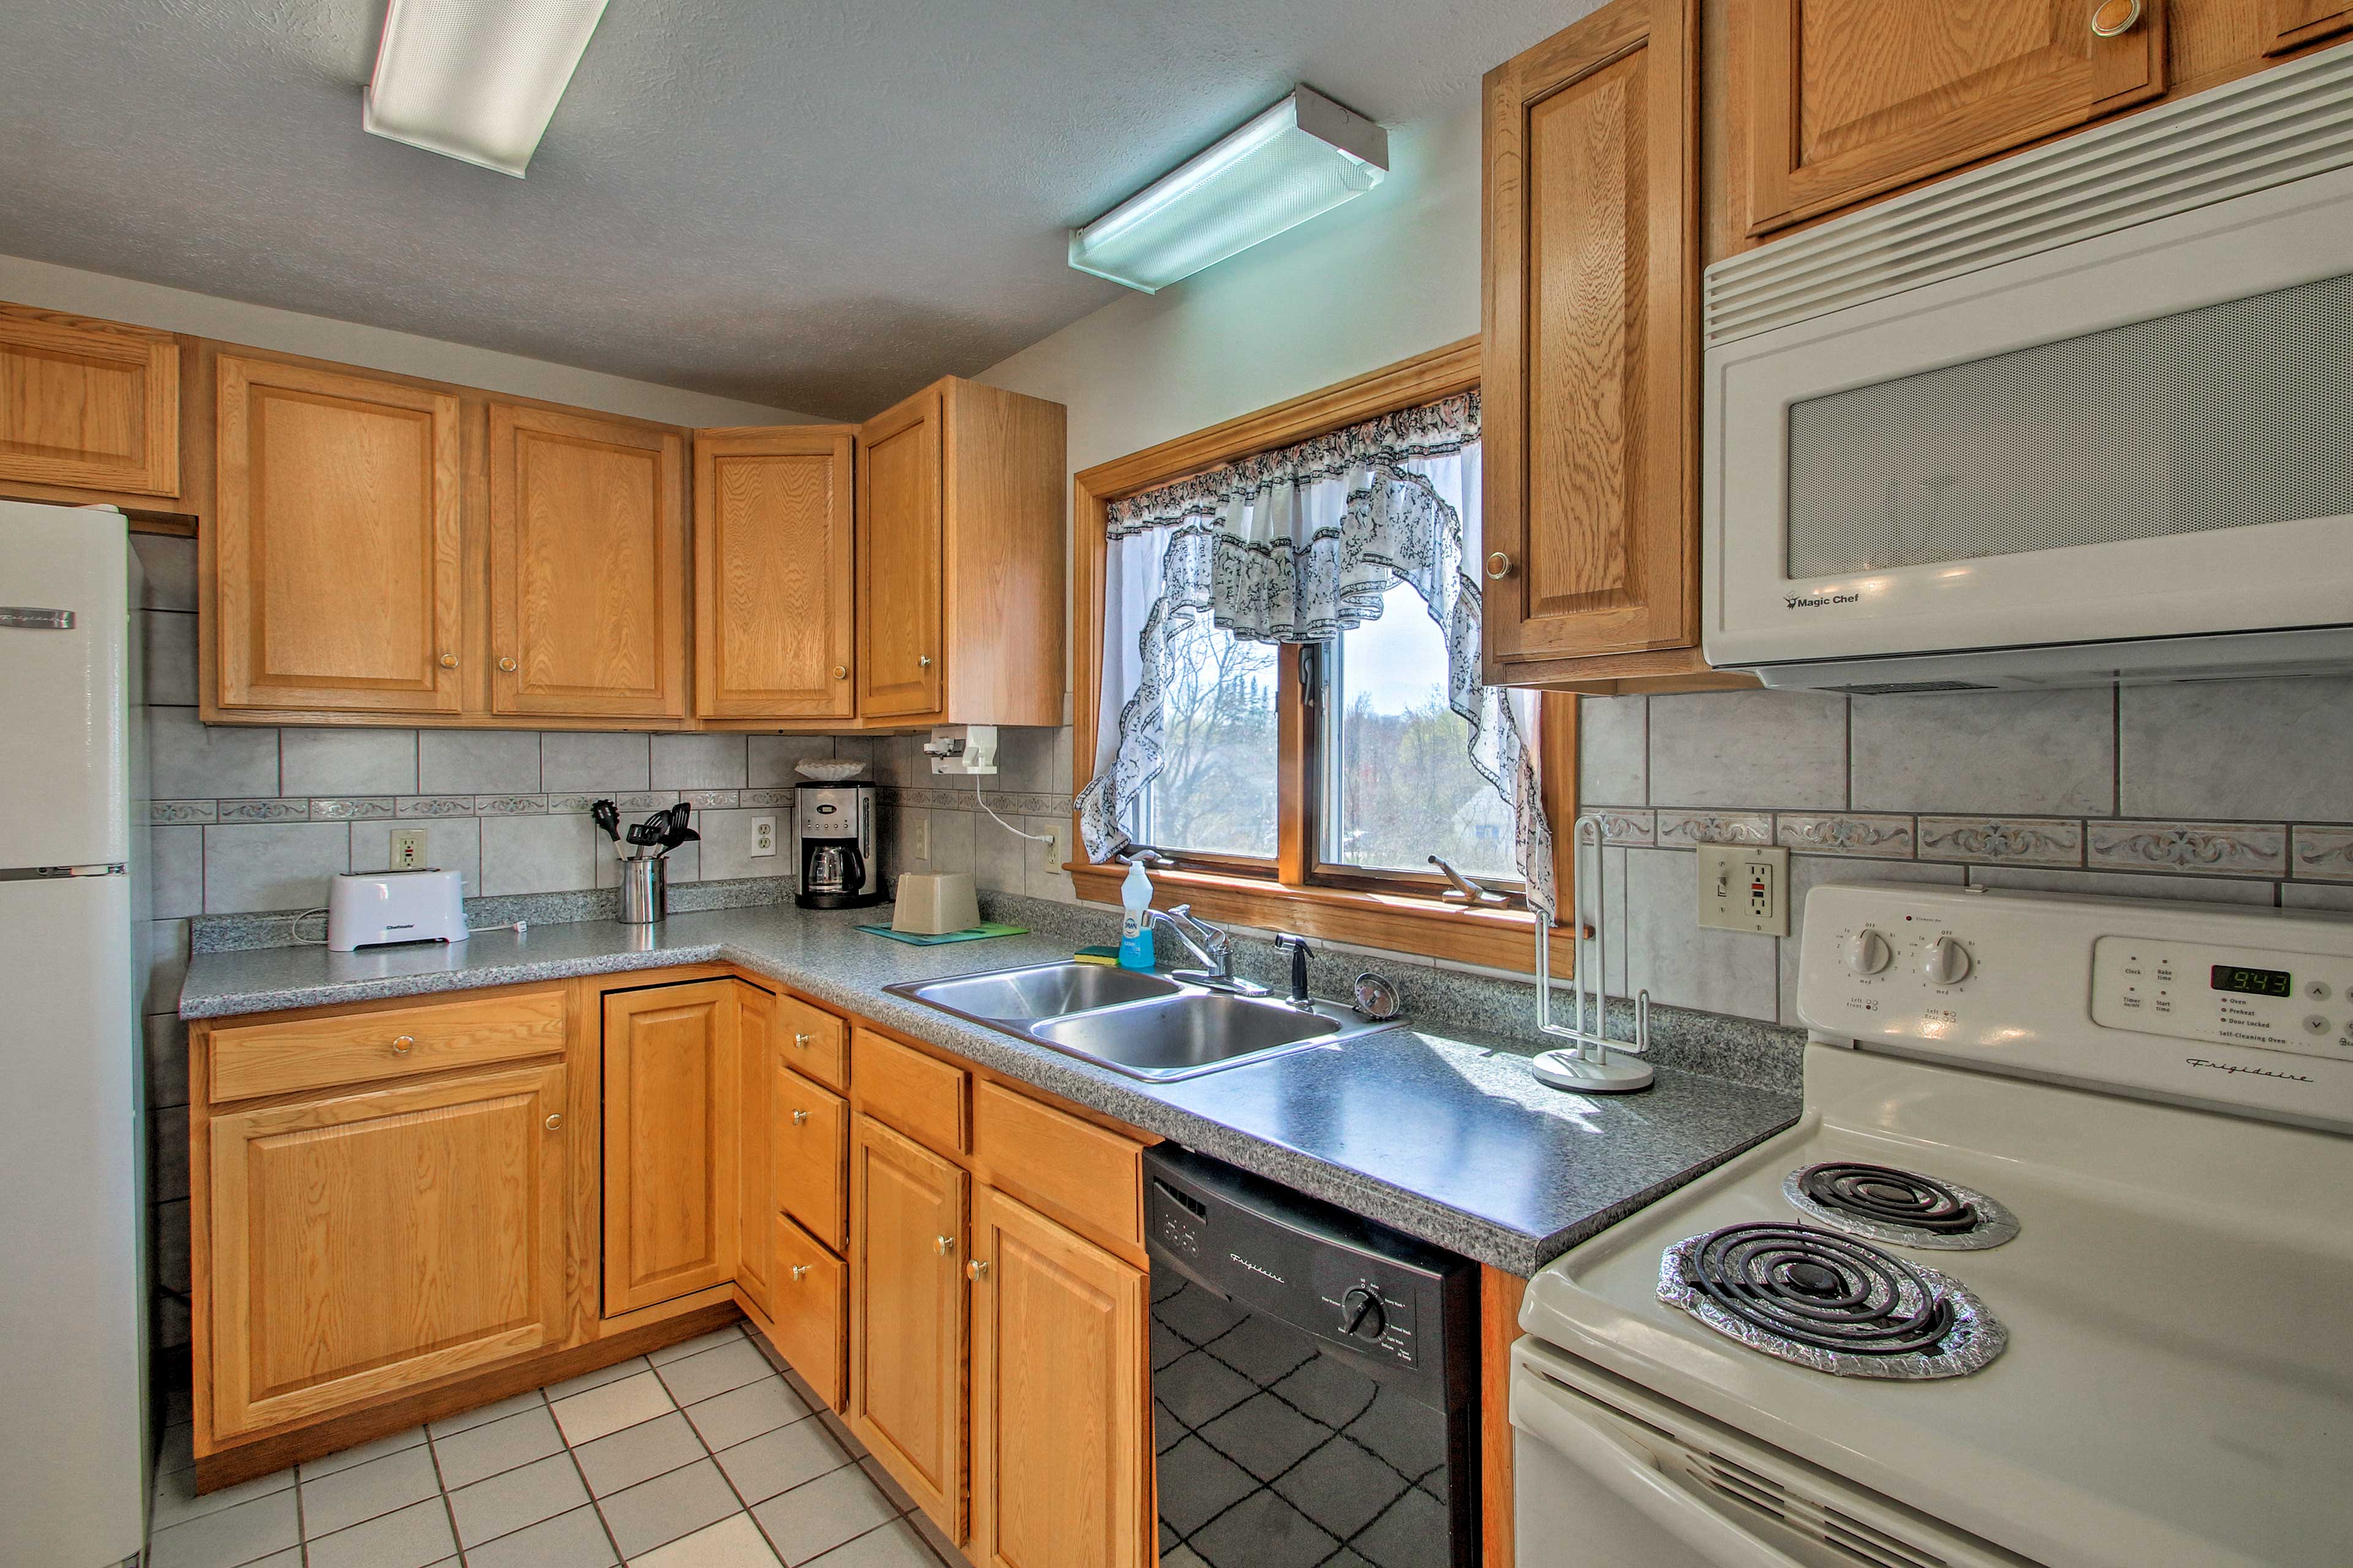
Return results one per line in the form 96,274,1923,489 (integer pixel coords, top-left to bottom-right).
0,254,816,428
977,96,1483,479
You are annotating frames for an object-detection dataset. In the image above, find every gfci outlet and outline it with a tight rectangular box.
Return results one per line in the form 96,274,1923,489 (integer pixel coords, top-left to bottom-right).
1696,844,1790,935
750,816,776,858
388,828,427,871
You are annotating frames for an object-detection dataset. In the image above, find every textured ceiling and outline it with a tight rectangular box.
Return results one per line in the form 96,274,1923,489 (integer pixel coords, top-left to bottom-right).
0,1,1570,419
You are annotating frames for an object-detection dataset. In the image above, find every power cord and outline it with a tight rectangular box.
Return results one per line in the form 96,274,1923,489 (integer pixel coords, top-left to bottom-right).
974,771,1054,844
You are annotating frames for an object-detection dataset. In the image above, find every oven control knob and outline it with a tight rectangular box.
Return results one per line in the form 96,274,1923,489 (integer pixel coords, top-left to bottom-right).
1341,1287,1387,1341
1922,936,1972,987
1845,928,1893,976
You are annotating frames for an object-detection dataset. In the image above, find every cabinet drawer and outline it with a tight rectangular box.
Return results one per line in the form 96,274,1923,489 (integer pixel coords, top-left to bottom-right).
972,1080,1143,1249
779,994,849,1091
852,1028,967,1154
775,1067,847,1252
772,1214,847,1411
210,989,567,1102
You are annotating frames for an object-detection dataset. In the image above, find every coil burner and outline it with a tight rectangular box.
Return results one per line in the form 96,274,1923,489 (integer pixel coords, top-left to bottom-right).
1784,1162,2020,1251
1659,1222,2006,1379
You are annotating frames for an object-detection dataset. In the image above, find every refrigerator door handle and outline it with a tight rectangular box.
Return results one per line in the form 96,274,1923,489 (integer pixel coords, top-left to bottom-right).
0,863,127,881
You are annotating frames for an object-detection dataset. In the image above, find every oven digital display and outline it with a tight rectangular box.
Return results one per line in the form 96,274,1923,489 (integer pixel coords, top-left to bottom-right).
2210,964,2292,998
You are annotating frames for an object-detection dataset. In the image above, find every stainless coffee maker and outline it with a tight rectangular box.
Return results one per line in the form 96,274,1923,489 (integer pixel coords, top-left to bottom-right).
795,781,881,909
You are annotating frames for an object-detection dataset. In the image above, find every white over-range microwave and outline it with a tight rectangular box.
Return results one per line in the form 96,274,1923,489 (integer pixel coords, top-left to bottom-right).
1703,41,2353,692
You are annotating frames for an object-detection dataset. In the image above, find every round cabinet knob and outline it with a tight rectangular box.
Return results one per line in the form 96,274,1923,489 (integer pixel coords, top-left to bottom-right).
790,1264,811,1282
793,1032,813,1050
967,1259,990,1282
918,654,933,668
936,1234,956,1257
438,653,458,669
1485,551,1513,580
1922,936,1972,987
544,1113,563,1131
1845,928,1893,976
791,1108,810,1126
1340,1287,1387,1341
2090,0,2141,37
833,665,849,680
498,656,517,672
390,1034,415,1055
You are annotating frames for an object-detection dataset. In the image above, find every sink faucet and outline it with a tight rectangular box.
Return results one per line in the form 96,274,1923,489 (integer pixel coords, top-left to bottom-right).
1152,906,1268,998
1273,932,1315,1011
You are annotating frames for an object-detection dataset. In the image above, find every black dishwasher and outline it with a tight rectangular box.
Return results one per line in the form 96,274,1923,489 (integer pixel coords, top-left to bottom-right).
1144,1144,1479,1568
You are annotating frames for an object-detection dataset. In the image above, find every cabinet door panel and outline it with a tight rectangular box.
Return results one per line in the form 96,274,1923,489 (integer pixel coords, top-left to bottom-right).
775,1067,848,1251
695,426,857,719
207,1065,569,1438
771,1214,849,1411
602,982,740,1314
857,390,944,719
1483,0,1696,667
851,1114,966,1537
971,1187,1148,1568
0,302,178,496
2268,0,2353,50
737,985,778,1317
490,404,686,719
1745,0,2164,233
214,356,464,712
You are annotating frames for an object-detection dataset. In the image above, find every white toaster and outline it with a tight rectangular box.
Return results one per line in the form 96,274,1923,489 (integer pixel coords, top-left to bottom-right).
326,868,468,952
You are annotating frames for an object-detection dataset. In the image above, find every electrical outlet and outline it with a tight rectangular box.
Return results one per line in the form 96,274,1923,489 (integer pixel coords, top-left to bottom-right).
751,816,776,858
1696,844,1789,935
389,828,427,871
914,817,931,861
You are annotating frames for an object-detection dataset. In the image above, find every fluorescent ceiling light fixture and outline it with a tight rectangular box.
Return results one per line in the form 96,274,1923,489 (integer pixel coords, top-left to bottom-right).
365,0,608,176
1070,87,1388,294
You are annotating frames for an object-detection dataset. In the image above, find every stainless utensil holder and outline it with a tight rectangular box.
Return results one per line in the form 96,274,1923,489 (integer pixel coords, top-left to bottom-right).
620,857,666,925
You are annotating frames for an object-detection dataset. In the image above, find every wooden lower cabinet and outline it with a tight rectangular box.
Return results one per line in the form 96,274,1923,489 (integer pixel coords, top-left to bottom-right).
602,980,741,1315
849,1114,970,1537
969,1186,1150,1568
770,1214,849,1411
776,1067,849,1251
737,984,778,1317
204,1064,570,1440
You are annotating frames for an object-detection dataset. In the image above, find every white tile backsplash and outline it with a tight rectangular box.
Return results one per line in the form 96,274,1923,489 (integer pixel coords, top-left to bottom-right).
202,822,350,914
1647,690,1847,809
280,727,419,797
419,731,541,796
539,732,651,793
1576,695,1646,805
652,733,749,790
480,813,598,896
1850,688,2113,816
150,708,277,799
142,610,197,706
352,817,482,897
2120,676,2353,821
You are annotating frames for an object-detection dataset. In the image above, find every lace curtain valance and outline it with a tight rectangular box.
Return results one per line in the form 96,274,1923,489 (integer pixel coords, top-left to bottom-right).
1075,391,1556,918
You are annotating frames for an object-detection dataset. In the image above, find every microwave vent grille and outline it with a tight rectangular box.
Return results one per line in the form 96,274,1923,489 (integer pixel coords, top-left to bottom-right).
1706,40,2353,347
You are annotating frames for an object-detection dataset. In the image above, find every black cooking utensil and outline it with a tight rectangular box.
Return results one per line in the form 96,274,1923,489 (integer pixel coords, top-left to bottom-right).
625,818,662,854
591,799,620,850
660,801,698,850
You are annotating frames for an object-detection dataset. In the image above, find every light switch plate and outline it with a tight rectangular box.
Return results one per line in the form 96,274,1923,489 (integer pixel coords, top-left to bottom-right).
1697,844,1789,935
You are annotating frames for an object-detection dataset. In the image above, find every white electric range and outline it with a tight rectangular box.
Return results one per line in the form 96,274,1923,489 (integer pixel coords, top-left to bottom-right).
1512,883,2353,1568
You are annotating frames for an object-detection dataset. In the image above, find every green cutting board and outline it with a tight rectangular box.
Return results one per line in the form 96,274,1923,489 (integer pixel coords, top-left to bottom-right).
854,922,1028,946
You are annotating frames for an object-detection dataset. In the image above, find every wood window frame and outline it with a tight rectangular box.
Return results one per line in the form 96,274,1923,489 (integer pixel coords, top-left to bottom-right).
1067,338,1577,974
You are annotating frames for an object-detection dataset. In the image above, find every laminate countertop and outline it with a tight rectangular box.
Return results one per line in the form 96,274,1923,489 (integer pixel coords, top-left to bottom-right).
180,904,1802,1276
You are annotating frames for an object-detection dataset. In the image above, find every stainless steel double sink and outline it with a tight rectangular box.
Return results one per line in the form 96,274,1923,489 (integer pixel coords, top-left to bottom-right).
884,961,1403,1081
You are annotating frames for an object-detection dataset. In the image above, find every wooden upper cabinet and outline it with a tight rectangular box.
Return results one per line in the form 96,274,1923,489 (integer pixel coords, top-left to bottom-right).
969,1186,1150,1568
851,1113,969,1539
1743,0,2165,235
1482,0,1699,675
858,377,1066,727
2267,0,2353,50
858,387,946,720
214,355,466,713
205,1064,570,1439
602,981,740,1315
0,302,178,497
490,403,687,721
695,425,857,720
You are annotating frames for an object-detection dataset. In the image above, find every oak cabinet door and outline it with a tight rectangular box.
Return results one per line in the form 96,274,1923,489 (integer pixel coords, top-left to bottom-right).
214,356,464,713
205,1064,569,1439
851,1114,968,1539
0,301,178,496
771,1214,849,1411
694,426,858,719
775,1067,849,1252
970,1186,1149,1568
602,982,740,1315
489,403,687,720
857,387,945,720
1482,0,1698,670
736,984,778,1317
1743,0,2165,235
2268,0,2353,50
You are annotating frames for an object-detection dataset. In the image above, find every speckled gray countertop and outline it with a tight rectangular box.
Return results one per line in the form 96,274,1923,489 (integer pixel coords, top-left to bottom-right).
181,905,1802,1275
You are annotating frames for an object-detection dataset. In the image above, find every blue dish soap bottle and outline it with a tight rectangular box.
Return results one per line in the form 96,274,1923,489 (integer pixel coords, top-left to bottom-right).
1116,855,1156,971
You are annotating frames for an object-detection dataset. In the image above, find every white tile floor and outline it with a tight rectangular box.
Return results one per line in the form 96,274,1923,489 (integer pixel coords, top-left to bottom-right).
145,1325,967,1568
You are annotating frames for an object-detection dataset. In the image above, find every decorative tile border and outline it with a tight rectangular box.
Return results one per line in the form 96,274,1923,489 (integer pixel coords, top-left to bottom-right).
217,798,311,823
309,797,394,820
1582,809,1654,846
2088,820,2286,877
1775,812,1915,860
740,788,794,807
2293,826,2353,882
476,795,547,816
681,789,738,809
1917,816,2084,866
150,801,217,824
398,795,474,817
1655,811,1772,848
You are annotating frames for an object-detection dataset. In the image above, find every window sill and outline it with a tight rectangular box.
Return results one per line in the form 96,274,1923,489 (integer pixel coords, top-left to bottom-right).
1064,860,1573,974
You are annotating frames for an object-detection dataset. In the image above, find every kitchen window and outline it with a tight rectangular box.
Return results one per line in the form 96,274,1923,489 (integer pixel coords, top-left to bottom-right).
1069,343,1575,971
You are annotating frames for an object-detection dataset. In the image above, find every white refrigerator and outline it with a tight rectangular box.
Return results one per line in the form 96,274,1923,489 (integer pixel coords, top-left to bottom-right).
0,499,149,1567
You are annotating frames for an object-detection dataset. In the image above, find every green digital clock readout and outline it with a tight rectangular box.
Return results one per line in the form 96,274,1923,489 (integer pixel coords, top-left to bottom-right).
2210,964,2292,998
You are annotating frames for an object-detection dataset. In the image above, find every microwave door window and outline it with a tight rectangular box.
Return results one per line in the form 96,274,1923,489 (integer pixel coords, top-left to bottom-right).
1783,270,2353,579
